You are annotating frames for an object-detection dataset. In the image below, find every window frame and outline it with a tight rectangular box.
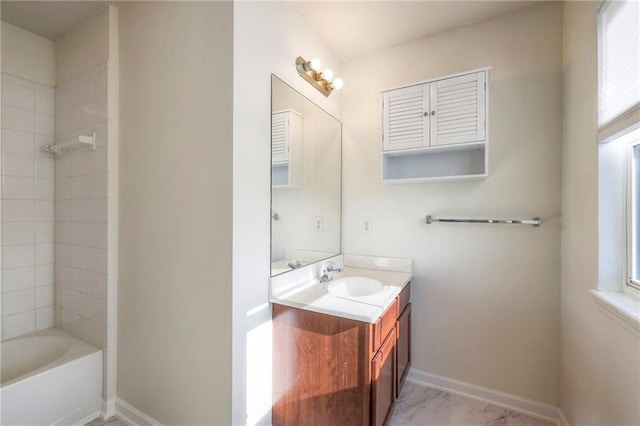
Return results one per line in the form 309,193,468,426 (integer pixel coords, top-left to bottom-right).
626,135,640,296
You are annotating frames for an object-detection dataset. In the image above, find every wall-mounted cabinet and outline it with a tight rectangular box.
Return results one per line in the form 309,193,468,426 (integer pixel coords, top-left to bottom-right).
272,109,304,187
381,69,489,182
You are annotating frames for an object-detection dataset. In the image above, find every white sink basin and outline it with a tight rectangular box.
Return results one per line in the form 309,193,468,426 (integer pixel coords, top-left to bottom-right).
327,277,385,297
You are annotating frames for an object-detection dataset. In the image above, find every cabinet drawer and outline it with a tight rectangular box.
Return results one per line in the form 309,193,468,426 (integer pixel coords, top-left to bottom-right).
374,299,398,353
398,283,410,314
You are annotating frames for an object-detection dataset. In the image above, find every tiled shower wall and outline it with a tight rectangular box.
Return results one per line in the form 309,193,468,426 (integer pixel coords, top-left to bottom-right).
1,73,55,340
54,64,109,350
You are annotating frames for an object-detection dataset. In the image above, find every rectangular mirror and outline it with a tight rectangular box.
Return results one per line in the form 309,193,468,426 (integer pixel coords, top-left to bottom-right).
271,75,342,276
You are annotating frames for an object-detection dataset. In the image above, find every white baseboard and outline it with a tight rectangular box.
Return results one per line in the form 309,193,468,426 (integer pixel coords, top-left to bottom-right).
407,368,568,425
115,398,163,426
71,410,101,426
102,398,116,419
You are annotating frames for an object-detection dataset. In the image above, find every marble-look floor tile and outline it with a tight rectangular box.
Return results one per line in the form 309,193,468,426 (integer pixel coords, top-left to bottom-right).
390,381,555,426
85,416,128,426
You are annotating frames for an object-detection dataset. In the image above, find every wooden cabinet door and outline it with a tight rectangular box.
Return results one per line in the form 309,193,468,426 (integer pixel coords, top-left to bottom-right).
371,328,396,426
396,303,411,397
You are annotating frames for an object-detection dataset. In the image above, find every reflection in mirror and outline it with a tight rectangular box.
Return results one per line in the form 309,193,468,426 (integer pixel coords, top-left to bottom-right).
271,75,342,276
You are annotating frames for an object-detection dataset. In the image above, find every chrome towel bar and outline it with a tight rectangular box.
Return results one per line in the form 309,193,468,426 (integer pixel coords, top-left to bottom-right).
425,215,541,227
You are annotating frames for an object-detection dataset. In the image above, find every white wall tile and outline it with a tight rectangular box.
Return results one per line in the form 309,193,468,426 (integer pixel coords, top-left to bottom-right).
36,178,54,200
81,293,107,324
36,157,54,178
71,198,107,223
35,87,55,115
72,148,108,176
3,105,34,133
55,199,72,221
2,153,35,177
35,135,54,157
3,288,35,316
35,221,54,243
3,200,35,222
3,267,35,292
80,270,108,300
2,83,35,111
3,222,35,245
36,243,54,265
60,308,81,334
3,176,35,199
35,113,54,137
3,311,36,339
36,285,54,308
54,244,71,267
55,178,72,200
36,306,54,329
81,319,106,349
35,264,54,286
60,287,81,312
3,244,35,269
3,74,34,89
68,267,82,292
2,129,34,155
55,222,72,244
35,200,54,221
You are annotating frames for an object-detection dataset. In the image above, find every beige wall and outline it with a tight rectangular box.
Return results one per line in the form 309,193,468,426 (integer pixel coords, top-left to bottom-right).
55,7,109,86
560,2,640,424
117,2,233,424
233,2,342,423
0,21,55,86
342,3,563,404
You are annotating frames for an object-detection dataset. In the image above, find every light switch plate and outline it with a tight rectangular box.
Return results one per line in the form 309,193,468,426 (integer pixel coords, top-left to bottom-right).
314,216,324,232
361,217,373,234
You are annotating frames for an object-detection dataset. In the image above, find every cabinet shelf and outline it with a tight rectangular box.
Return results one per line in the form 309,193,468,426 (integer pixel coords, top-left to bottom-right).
381,69,489,183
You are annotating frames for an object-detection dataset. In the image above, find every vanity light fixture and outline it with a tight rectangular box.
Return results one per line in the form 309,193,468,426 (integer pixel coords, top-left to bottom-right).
296,56,343,97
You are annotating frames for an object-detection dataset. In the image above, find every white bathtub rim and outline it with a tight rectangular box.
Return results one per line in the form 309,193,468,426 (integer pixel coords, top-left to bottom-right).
1,327,102,389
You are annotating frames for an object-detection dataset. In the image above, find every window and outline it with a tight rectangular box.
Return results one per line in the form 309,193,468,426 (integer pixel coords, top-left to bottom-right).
598,0,640,298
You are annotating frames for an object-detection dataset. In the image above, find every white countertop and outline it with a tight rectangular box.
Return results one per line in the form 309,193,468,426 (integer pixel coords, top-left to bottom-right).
270,265,412,323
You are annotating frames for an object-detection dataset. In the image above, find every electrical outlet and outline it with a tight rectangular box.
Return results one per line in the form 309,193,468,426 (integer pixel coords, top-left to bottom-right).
314,216,324,232
361,217,373,234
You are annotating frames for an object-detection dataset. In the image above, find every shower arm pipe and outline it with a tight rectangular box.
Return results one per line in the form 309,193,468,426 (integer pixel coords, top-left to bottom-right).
45,132,96,156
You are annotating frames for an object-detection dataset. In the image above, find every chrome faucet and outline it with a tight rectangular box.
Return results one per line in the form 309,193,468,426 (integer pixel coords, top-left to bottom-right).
319,261,343,283
287,259,303,269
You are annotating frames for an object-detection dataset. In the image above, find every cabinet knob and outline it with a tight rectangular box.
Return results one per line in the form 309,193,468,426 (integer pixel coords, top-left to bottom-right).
423,112,428,117
431,111,436,116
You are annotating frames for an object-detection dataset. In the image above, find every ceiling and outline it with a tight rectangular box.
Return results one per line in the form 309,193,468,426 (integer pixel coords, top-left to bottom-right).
1,1,111,40
2,1,543,52
295,1,544,61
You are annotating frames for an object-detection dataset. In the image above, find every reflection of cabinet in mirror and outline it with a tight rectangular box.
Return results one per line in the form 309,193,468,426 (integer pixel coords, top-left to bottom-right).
272,109,304,187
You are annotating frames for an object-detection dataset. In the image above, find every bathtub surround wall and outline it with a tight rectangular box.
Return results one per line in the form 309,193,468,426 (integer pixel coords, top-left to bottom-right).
1,74,56,339
233,2,342,423
118,2,233,424
53,6,118,414
342,3,562,405
0,22,56,340
560,2,640,424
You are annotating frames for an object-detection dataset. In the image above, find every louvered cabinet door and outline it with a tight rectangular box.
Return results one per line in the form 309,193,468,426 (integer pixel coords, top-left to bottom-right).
430,71,486,146
382,84,429,151
272,112,289,164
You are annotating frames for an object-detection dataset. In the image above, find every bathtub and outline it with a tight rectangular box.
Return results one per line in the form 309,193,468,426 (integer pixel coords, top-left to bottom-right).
1,327,103,426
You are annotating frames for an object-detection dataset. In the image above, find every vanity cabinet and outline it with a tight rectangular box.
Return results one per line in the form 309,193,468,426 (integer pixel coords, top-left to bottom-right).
396,285,411,395
272,109,304,187
381,69,489,182
272,282,412,426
